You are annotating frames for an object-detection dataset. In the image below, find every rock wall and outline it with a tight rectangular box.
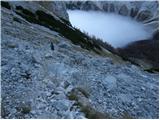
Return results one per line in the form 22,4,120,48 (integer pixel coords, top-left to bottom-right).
38,1,69,20
5,1,69,21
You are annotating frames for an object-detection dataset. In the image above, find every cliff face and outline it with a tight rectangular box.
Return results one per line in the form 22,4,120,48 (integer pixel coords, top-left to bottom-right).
1,1,69,20
1,1,159,119
38,1,69,20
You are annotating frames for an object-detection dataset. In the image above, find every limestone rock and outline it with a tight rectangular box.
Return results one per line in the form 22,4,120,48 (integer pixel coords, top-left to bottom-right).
119,5,128,16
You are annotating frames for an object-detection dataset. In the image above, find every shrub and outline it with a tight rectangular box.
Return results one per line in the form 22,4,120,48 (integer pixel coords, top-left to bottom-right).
76,87,90,98
1,1,11,9
121,111,134,119
16,6,37,23
80,105,110,119
144,68,159,73
16,103,31,114
67,87,110,119
13,17,22,23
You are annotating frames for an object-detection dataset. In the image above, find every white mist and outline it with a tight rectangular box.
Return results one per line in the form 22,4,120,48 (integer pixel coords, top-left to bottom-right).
67,10,152,48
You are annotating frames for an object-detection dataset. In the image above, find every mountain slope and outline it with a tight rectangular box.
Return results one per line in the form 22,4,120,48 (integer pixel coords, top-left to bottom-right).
1,1,159,119
66,1,159,70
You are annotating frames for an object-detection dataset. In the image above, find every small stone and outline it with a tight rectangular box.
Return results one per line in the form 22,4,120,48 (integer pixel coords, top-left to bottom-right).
52,100,69,111
31,110,36,114
138,98,142,102
63,81,70,89
7,41,17,48
45,52,53,58
46,92,51,97
58,42,71,49
141,86,146,91
32,54,42,63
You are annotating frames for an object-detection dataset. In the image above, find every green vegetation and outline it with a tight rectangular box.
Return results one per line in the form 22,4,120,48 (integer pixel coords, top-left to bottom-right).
1,104,9,118
14,5,103,53
16,104,31,114
1,1,11,10
13,17,22,23
68,87,134,119
11,5,118,55
80,105,111,119
121,111,134,119
144,68,159,73
60,17,71,26
83,31,117,54
21,106,31,114
68,87,90,101
76,87,90,98
15,6,37,23
1,3,122,58
67,91,79,101
67,87,110,119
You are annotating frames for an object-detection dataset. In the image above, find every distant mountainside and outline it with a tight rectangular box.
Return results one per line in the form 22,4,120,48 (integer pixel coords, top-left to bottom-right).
117,31,159,71
65,1,159,70
1,1,159,119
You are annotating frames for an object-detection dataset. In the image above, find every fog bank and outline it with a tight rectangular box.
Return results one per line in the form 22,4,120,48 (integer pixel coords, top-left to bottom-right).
67,10,152,48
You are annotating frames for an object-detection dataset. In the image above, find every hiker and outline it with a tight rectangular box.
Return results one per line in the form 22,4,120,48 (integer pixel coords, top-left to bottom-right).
50,42,54,50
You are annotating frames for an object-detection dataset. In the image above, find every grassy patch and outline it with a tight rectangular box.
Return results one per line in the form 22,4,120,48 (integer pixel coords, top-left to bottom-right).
80,105,111,119
121,111,134,119
16,104,31,114
60,17,71,25
76,87,90,98
1,104,9,118
144,68,159,73
16,6,37,23
67,87,110,119
68,92,78,101
13,17,22,23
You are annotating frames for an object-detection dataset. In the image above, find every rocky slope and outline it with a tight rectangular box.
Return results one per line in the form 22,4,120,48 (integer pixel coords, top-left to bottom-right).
1,1,159,119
